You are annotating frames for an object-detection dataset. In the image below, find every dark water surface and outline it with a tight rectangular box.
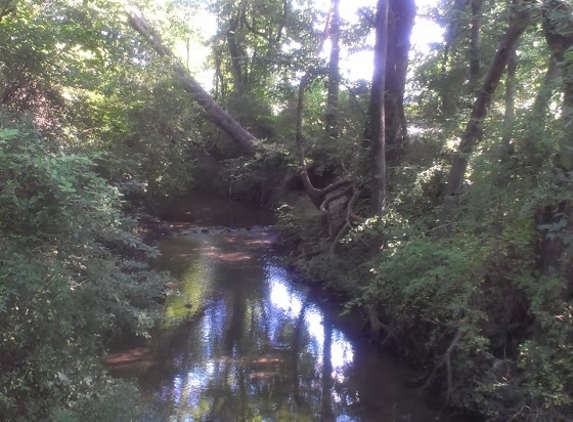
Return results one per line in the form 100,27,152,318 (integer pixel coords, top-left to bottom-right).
115,198,446,422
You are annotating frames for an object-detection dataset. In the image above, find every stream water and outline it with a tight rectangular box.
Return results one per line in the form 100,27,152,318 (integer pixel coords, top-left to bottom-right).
112,196,446,422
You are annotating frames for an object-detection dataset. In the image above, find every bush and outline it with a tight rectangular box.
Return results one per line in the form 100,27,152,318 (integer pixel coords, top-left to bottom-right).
355,212,572,421
0,113,166,421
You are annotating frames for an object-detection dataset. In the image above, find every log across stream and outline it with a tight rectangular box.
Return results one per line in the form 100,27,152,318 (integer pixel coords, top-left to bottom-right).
110,196,448,422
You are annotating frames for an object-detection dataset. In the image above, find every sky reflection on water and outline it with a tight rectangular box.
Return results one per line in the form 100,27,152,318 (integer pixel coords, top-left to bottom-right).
267,263,354,377
129,229,443,422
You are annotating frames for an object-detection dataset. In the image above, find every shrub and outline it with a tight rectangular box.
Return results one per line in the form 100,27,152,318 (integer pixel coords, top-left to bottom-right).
0,113,166,421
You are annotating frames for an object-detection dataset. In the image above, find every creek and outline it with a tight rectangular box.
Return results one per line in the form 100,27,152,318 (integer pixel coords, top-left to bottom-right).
111,195,447,422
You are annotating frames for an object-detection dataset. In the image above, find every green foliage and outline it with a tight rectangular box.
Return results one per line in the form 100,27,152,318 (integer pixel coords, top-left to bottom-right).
222,143,294,205
1,0,572,421
338,130,572,421
0,113,166,422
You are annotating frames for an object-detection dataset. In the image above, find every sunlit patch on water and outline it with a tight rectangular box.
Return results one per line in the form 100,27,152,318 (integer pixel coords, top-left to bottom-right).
204,250,253,262
104,347,150,365
267,263,355,378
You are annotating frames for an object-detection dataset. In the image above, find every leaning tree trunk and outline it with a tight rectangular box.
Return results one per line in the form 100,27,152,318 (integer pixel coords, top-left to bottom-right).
125,7,256,154
438,2,532,234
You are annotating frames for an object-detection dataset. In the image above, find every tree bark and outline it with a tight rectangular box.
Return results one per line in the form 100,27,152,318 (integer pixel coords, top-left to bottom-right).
439,3,532,232
325,0,340,139
469,0,482,93
542,0,573,121
125,7,256,154
385,0,416,165
226,14,244,96
369,0,390,215
532,57,560,120
441,0,469,115
442,0,469,74
537,0,573,276
296,74,322,207
501,44,517,151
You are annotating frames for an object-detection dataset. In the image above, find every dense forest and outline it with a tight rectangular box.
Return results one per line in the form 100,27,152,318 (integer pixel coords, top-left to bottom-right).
0,0,572,421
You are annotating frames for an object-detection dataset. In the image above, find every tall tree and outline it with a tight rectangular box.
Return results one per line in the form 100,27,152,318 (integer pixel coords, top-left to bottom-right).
501,46,517,151
440,0,469,116
369,0,390,215
209,0,296,129
536,0,573,273
226,12,245,96
325,0,340,139
501,0,520,151
385,0,416,164
439,1,532,231
542,0,573,123
469,0,482,93
531,57,560,120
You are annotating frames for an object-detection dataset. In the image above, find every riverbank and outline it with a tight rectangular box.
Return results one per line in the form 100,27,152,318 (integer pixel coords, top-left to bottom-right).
271,185,573,422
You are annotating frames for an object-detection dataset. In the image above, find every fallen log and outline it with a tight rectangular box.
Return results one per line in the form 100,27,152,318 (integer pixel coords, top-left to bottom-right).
125,6,256,154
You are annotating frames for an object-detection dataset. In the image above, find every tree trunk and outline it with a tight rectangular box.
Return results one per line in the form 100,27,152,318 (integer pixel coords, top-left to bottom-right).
542,0,573,122
441,0,469,116
501,44,517,151
296,74,322,207
385,0,416,165
439,3,532,232
537,0,573,277
515,56,560,160
442,0,469,73
531,57,560,120
125,6,256,154
369,0,390,215
325,0,340,139
226,15,244,96
296,73,351,196
469,0,482,93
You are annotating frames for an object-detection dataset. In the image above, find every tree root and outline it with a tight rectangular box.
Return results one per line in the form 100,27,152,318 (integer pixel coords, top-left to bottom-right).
366,304,401,347
319,185,353,214
329,186,365,253
294,245,328,261
422,330,461,404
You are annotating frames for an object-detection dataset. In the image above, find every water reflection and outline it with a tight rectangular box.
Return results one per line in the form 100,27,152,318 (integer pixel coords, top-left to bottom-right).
127,229,442,422
267,264,354,382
